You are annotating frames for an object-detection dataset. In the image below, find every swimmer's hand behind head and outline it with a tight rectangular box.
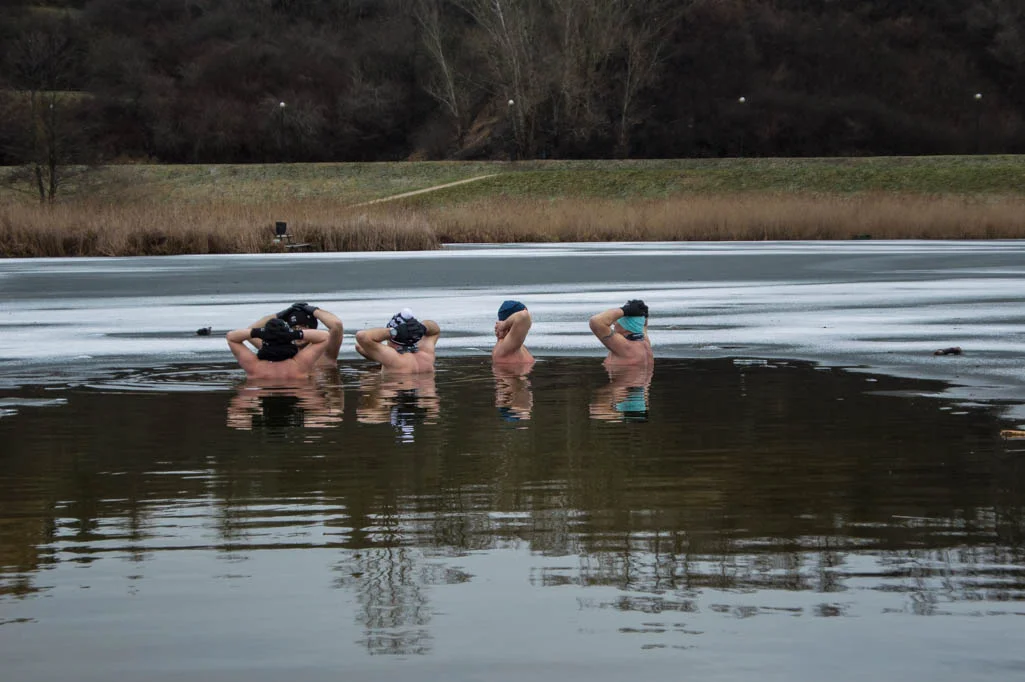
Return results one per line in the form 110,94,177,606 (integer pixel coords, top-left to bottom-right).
252,319,303,343
621,299,648,318
276,303,319,329
292,302,319,317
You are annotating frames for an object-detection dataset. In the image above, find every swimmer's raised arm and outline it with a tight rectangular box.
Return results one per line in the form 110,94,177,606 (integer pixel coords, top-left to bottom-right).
226,328,260,372
418,320,441,353
298,328,329,345
309,307,343,359
245,314,275,349
354,327,394,363
494,309,531,357
589,307,625,340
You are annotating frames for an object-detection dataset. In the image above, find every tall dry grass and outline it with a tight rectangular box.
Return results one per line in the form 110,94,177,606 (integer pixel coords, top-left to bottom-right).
0,200,437,256
4,193,1025,257
431,194,1025,242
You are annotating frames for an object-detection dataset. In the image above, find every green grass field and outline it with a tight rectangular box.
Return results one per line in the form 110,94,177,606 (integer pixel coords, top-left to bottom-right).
5,155,1025,206
3,156,1025,256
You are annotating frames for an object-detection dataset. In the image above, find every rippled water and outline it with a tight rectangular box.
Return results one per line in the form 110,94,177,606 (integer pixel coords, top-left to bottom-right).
1,358,1022,681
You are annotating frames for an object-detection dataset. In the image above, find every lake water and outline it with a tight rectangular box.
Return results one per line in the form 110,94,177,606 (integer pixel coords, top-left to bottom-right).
1,357,1023,681
1,243,1024,681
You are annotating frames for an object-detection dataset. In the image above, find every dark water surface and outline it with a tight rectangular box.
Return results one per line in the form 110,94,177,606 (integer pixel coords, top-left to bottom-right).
1,358,1023,681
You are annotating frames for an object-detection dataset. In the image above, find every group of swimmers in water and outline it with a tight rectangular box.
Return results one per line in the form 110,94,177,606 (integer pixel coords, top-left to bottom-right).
226,298,654,378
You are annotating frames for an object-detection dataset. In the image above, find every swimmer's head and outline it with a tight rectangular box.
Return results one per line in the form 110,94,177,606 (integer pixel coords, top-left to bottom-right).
253,318,302,361
498,300,526,321
387,308,415,330
278,305,319,330
389,318,426,349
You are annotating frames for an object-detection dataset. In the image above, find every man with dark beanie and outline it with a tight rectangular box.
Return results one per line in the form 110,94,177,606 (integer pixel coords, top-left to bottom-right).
247,302,344,364
226,318,330,379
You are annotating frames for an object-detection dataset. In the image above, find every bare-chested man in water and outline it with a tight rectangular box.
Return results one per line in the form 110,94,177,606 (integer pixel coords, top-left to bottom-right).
247,302,343,365
226,318,330,380
588,299,653,368
354,308,440,374
492,300,534,367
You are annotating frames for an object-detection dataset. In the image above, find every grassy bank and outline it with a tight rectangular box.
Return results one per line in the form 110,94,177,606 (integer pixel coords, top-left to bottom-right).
3,156,1025,256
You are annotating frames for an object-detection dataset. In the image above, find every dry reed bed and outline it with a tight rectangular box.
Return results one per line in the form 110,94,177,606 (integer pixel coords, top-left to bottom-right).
2,194,1024,257
432,194,1025,241
0,201,437,256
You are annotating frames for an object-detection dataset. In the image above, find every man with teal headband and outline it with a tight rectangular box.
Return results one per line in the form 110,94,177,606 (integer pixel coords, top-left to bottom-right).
588,299,653,367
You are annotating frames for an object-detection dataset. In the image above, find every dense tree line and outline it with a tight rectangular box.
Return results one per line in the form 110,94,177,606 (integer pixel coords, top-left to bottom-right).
2,0,1025,172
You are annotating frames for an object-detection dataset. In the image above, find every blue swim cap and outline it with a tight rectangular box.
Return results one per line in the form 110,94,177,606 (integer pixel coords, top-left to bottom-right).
617,316,645,334
498,300,527,321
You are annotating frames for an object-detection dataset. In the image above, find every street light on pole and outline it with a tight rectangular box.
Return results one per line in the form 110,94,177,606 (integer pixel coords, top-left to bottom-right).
738,96,747,158
507,99,516,161
974,92,982,154
278,101,287,159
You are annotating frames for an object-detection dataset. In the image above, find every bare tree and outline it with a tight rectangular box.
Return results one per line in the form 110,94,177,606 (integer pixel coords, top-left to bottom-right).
415,0,469,141
546,0,622,151
614,1,682,157
453,0,554,158
6,21,80,203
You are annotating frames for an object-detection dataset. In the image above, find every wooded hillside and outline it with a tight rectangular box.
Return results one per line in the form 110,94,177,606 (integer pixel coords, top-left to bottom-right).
2,0,1023,166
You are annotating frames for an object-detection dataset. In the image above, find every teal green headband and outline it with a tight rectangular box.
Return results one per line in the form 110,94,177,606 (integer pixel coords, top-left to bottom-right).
617,316,645,334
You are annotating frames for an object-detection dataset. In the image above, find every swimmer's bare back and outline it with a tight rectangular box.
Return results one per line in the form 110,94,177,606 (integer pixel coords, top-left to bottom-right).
354,320,441,374
226,327,329,379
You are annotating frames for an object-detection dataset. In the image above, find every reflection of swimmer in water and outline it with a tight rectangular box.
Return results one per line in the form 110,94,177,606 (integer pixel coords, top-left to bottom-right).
356,371,439,443
493,363,533,422
226,371,344,430
589,363,653,423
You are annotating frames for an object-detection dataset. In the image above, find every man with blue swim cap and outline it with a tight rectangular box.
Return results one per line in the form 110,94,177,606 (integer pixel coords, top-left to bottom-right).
588,299,653,367
493,300,534,366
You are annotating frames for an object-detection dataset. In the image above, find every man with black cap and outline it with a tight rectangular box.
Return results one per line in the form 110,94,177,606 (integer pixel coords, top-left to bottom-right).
589,299,653,367
492,300,533,366
354,308,441,373
226,317,331,379
247,302,344,364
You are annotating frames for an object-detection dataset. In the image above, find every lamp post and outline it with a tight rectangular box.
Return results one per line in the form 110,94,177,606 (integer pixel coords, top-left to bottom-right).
973,92,982,154
507,99,516,161
738,96,747,158
278,101,286,159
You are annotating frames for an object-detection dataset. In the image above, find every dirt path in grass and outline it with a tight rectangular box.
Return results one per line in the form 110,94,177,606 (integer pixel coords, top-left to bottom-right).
353,174,497,206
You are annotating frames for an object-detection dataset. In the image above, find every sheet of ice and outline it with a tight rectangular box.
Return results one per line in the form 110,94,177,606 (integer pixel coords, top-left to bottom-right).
1,241,1023,417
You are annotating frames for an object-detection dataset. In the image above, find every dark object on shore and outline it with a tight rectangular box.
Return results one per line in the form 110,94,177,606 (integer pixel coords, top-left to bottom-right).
933,346,962,356
196,327,212,336
273,220,312,251
851,234,872,240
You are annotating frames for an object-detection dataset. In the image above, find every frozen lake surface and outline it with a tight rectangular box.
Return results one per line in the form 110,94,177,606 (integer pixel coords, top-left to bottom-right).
2,242,1024,682
2,240,1024,419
